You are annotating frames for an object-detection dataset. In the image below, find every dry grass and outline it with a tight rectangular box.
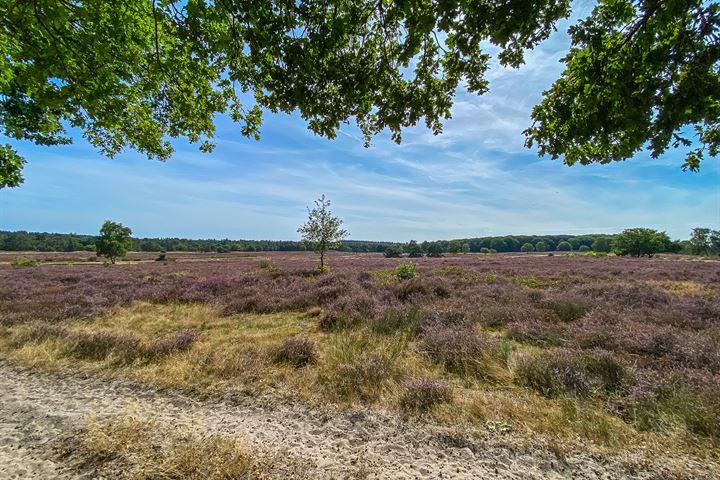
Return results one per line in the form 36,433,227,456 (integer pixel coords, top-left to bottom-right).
59,415,304,479
1,300,717,460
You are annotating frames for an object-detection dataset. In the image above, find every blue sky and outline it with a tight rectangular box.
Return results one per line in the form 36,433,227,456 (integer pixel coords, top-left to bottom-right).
1,2,718,242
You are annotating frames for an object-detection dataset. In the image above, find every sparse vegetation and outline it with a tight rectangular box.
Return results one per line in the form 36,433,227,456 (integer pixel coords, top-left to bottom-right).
62,415,299,479
1,251,719,462
11,257,38,267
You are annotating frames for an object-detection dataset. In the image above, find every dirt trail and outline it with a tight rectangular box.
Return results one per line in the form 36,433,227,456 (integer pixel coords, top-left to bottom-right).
0,361,715,479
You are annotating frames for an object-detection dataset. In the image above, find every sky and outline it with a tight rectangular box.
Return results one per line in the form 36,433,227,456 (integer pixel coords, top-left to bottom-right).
1,2,718,242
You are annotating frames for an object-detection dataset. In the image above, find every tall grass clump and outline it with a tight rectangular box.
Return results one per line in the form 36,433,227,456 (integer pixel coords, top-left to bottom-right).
418,324,503,380
513,349,632,398
273,336,317,367
317,330,407,402
400,378,453,414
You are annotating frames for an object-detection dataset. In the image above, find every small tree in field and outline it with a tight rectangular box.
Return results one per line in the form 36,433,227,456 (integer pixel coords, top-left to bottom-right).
298,195,348,272
521,242,535,253
95,220,132,264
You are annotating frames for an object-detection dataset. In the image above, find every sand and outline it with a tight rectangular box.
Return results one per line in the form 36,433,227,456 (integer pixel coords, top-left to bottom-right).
0,361,717,479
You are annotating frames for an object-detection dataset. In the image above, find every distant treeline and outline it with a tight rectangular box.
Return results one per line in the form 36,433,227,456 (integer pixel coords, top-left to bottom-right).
2,229,716,256
0,230,395,253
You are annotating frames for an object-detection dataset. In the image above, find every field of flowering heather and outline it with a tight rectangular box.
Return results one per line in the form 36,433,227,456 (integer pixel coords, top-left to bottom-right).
1,251,719,459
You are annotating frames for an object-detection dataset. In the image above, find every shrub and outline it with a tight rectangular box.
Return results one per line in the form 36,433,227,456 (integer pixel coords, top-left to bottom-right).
506,319,565,346
394,263,417,281
11,257,38,267
419,325,500,378
148,328,200,357
383,244,403,258
514,350,632,398
22,322,69,342
578,245,591,252
64,330,143,362
400,378,453,414
331,353,396,401
273,336,317,367
155,251,167,261
543,295,593,322
514,276,542,288
480,247,491,254
370,307,425,335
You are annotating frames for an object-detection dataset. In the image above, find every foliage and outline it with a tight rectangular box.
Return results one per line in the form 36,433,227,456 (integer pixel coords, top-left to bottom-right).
578,245,591,252
298,195,348,272
521,242,535,253
394,263,417,281
689,227,720,256
613,228,670,257
556,241,572,252
383,244,403,258
11,257,38,267
0,0,574,188
592,237,612,253
155,251,167,261
447,240,470,254
425,243,444,258
400,378,452,414
273,336,317,368
406,240,424,258
525,1,720,171
95,221,132,264
0,144,25,188
535,241,547,252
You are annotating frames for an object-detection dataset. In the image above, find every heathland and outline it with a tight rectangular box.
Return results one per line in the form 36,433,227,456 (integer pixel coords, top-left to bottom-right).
0,251,718,478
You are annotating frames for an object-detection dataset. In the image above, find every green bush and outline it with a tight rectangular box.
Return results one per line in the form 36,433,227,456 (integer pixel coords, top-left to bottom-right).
394,263,417,281
383,244,403,258
578,245,591,252
11,257,38,267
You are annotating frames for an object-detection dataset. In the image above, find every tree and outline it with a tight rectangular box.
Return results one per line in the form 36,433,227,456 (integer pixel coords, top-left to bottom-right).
521,243,535,253
7,2,713,188
592,237,612,253
298,195,348,272
535,241,547,252
578,245,591,252
525,1,719,171
426,242,444,258
613,228,670,257
384,244,403,258
689,227,712,256
95,221,132,264
447,240,469,254
710,230,720,256
556,241,572,252
1,0,573,188
406,240,424,258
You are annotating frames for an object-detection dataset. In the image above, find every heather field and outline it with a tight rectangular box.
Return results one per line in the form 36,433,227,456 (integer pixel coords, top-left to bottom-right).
1,251,719,478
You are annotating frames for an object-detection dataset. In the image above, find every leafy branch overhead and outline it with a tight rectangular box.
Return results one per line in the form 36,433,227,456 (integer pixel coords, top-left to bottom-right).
1,0,717,188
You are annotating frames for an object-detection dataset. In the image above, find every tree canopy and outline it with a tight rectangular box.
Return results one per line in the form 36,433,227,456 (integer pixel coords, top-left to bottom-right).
613,227,670,257
3,1,715,188
95,220,132,264
525,0,719,171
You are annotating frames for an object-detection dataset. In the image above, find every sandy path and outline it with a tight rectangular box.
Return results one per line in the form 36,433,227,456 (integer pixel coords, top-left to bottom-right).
0,361,715,479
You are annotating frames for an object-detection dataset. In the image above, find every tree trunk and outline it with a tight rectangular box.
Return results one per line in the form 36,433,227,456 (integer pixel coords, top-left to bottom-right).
320,250,325,272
